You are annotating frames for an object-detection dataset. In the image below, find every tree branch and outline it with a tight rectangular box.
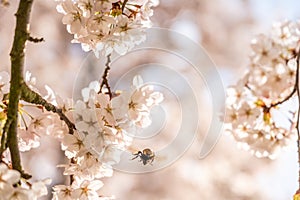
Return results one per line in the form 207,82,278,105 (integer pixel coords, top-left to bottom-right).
271,55,298,108
20,84,76,135
295,50,300,190
121,0,128,12
1,0,34,178
99,54,112,99
1,1,76,177
28,36,44,43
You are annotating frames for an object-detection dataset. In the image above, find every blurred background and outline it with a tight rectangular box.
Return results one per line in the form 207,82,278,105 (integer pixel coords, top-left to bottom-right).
1,0,300,199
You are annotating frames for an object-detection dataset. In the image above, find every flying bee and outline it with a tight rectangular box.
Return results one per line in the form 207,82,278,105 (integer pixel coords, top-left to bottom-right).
131,148,155,166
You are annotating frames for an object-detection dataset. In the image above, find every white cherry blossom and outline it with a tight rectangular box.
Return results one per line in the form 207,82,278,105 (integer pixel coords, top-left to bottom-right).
18,128,41,152
61,132,85,158
72,180,104,200
52,185,74,200
28,114,53,136
0,163,20,186
56,0,159,56
57,0,86,34
224,20,300,158
112,83,163,128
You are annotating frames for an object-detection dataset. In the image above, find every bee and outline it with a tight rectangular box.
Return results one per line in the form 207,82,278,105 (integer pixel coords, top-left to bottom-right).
131,148,155,165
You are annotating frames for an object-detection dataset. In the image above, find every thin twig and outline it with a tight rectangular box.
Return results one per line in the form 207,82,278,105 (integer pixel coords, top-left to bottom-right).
121,0,128,13
70,158,76,185
254,50,300,189
99,54,112,99
295,50,300,189
271,85,297,107
271,55,299,108
28,36,44,43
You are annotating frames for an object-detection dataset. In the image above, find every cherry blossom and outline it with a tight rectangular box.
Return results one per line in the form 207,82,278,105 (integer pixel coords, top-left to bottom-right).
56,0,159,56
224,20,300,158
57,0,86,34
28,114,54,136
72,179,104,199
0,163,20,186
50,75,163,199
18,128,41,152
61,132,85,158
0,164,50,200
112,83,163,128
52,185,74,200
2,0,162,199
0,73,163,199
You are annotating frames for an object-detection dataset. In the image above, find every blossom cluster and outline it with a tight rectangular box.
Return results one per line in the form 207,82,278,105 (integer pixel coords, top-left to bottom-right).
0,72,67,199
56,0,159,57
0,71,58,153
52,77,163,199
224,21,300,159
0,70,163,199
0,163,50,200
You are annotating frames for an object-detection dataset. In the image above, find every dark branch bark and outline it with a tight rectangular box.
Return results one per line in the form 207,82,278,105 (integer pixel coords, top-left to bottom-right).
28,36,44,43
0,1,76,175
99,54,112,99
2,0,34,178
295,51,300,190
121,0,128,12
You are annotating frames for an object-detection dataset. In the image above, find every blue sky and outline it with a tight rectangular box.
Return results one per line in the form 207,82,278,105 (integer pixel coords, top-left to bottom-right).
250,0,300,24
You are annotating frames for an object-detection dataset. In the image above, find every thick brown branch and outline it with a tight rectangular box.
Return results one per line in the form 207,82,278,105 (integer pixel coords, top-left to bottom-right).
2,0,34,178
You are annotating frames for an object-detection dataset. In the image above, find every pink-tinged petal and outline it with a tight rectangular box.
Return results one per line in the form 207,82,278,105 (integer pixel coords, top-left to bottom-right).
88,180,104,191
70,20,82,34
62,14,74,25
